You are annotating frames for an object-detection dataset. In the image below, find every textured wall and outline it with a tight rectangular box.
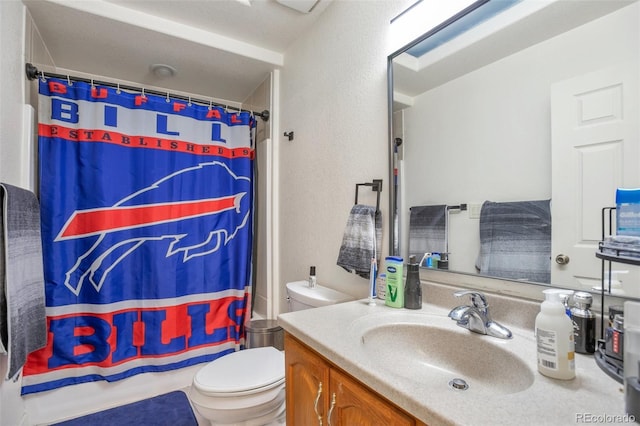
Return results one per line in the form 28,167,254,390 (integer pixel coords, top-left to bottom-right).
278,0,413,309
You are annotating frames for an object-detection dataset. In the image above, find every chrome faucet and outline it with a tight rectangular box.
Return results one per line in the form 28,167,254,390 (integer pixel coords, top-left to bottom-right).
448,290,512,339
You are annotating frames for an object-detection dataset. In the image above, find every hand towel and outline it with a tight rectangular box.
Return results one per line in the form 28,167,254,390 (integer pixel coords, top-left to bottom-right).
408,205,447,259
0,183,47,380
337,204,382,279
475,199,551,283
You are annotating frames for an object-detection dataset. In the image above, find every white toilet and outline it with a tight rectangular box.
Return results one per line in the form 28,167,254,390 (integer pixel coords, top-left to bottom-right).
188,281,353,426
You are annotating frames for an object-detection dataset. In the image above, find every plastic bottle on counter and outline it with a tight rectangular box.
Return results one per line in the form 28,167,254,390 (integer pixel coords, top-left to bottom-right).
535,289,576,380
384,256,404,308
308,266,317,288
404,256,422,309
571,292,596,354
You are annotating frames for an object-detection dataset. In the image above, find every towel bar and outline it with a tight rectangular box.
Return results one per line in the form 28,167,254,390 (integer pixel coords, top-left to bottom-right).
447,204,468,211
355,179,382,212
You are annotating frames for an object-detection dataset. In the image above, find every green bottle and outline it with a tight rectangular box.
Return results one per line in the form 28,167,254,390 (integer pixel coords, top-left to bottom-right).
385,256,404,308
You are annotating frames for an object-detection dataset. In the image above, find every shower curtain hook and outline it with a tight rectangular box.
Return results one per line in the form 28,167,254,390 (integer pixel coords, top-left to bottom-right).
39,71,46,82
90,79,95,88
166,92,170,103
188,96,192,107
208,100,213,110
116,83,121,94
67,75,73,86
141,87,146,99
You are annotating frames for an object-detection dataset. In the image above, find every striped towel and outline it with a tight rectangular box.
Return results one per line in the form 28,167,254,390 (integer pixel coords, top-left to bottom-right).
475,199,551,283
408,205,447,260
337,205,382,279
0,183,47,380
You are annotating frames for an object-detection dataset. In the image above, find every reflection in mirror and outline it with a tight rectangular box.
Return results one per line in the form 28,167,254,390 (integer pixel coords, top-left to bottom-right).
389,0,640,299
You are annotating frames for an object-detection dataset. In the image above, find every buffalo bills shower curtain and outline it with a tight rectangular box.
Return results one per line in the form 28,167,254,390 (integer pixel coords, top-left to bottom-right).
21,78,255,394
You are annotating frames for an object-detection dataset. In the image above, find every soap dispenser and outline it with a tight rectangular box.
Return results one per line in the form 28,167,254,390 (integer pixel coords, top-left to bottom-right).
404,256,421,309
535,289,576,380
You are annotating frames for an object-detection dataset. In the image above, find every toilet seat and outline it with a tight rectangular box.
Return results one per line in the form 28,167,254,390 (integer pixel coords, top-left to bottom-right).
193,347,285,397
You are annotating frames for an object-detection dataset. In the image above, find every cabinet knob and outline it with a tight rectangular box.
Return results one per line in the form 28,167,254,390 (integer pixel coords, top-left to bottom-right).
555,254,570,265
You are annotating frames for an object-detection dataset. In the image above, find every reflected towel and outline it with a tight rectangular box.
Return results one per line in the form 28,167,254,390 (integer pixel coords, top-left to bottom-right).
475,199,551,283
408,205,447,259
0,183,47,380
337,205,382,279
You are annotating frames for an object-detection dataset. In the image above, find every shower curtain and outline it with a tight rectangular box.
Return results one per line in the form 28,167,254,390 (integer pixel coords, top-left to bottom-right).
21,78,255,394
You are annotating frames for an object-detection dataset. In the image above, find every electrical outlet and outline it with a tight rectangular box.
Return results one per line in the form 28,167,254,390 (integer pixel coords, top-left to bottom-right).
469,203,482,219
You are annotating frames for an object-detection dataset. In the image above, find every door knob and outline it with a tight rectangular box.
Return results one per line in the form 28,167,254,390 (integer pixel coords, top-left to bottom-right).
555,254,570,265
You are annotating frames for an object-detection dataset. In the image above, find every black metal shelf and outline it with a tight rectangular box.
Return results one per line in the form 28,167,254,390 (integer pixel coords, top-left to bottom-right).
596,250,640,267
594,206,635,384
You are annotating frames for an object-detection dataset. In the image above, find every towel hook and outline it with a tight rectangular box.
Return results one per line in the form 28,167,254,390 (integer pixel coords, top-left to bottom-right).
355,179,383,212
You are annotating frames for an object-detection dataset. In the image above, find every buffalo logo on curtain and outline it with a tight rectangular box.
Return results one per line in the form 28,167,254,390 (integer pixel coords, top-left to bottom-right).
21,78,255,395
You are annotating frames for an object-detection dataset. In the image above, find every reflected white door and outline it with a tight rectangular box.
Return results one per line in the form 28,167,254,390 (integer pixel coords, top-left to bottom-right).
551,64,639,294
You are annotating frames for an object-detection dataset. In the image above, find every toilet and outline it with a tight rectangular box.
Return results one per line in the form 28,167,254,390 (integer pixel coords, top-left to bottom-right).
188,281,353,426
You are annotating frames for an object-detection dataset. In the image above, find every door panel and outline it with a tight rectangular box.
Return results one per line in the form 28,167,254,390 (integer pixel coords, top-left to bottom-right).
551,64,639,296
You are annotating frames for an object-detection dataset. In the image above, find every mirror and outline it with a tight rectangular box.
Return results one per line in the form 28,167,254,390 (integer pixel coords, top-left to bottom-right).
388,0,640,299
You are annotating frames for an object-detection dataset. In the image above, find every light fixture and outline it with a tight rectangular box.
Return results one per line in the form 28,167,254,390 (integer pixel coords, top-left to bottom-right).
150,64,177,78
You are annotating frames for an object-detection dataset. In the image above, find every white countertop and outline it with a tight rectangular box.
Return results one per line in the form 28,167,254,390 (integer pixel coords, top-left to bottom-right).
278,295,629,426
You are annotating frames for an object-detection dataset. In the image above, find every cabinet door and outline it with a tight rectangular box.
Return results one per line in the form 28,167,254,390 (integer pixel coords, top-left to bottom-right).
328,368,415,426
284,334,330,426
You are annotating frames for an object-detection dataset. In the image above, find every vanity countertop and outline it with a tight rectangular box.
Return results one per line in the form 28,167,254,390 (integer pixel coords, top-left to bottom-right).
278,296,629,426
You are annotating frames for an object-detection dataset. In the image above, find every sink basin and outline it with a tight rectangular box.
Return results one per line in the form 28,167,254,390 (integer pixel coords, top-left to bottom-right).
351,312,534,395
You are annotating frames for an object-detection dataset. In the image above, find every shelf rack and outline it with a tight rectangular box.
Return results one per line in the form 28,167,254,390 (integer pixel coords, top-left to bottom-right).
594,206,640,383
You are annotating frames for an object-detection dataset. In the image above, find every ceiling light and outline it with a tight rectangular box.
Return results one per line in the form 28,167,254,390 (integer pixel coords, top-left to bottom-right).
150,64,177,78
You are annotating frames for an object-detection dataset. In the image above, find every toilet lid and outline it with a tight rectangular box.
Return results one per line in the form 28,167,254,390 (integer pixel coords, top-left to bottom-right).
194,347,285,395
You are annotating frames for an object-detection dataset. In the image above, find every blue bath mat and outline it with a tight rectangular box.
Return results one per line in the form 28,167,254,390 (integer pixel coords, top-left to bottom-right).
52,390,198,426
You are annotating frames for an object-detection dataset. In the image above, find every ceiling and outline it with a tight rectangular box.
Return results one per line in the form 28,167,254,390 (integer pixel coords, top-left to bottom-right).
24,0,334,105
392,0,637,110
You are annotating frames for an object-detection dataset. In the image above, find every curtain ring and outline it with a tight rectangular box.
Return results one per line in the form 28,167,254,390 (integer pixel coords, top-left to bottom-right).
67,75,73,86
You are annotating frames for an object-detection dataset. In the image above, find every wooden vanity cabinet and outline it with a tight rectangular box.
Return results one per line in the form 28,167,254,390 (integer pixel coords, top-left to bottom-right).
284,333,426,426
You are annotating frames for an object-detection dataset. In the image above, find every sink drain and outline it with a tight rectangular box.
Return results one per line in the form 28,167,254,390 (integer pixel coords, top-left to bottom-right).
448,378,469,391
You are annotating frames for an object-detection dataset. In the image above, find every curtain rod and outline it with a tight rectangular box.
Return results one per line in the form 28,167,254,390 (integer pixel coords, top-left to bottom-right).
25,63,270,122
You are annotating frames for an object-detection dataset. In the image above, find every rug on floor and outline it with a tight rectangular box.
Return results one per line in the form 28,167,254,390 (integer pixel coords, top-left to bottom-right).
51,390,198,426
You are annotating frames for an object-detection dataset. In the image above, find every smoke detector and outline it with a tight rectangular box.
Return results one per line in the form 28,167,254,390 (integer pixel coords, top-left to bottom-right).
276,0,319,13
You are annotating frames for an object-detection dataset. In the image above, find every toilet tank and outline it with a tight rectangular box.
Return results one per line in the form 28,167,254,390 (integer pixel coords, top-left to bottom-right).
286,281,353,312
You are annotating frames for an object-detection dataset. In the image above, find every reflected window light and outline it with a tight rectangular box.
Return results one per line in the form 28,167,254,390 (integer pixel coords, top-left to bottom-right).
389,0,479,53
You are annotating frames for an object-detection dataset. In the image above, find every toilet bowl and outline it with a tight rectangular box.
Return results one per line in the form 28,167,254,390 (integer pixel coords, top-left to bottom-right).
189,281,353,426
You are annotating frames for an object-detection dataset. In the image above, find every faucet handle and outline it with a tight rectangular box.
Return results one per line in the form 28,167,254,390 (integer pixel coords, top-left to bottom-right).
453,290,488,309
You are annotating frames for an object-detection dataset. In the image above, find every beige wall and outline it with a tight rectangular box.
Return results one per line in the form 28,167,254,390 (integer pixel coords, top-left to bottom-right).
277,0,413,311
